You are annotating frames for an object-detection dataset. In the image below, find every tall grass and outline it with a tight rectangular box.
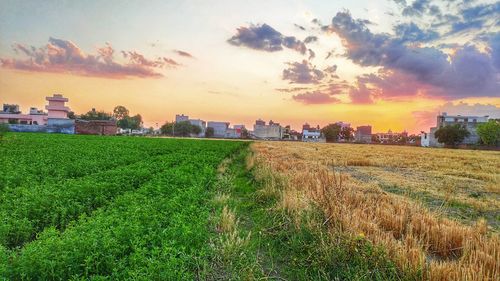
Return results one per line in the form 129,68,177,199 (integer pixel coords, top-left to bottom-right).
252,141,500,280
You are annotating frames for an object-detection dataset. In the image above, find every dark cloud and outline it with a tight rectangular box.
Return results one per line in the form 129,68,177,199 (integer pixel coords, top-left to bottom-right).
275,87,310,93
174,50,194,58
393,23,439,43
292,91,341,105
308,49,316,60
402,0,431,17
294,23,306,31
0,37,177,78
329,12,499,99
282,60,325,84
304,36,318,44
490,33,500,70
228,23,306,54
450,20,484,34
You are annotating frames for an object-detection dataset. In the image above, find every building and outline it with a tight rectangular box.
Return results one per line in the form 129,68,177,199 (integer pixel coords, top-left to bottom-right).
188,119,206,137
0,94,74,134
302,123,322,142
175,114,189,123
253,119,283,139
373,130,408,144
207,121,230,138
420,132,430,147
425,112,489,147
302,129,321,142
75,120,117,135
355,125,372,143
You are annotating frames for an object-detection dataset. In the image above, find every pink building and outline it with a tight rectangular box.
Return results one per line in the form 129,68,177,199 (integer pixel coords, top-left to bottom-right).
0,94,71,125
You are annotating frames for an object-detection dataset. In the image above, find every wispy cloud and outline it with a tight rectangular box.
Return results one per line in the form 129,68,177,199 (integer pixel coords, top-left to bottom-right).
174,49,194,58
292,91,341,105
1,37,181,78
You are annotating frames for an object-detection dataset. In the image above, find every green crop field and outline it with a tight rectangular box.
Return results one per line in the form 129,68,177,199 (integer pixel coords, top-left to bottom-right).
0,133,245,279
3,133,496,280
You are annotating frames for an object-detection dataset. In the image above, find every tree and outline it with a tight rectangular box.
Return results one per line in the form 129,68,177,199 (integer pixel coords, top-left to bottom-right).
160,122,174,135
241,128,249,139
0,123,9,140
340,127,354,142
321,123,341,142
67,111,76,119
434,124,470,146
476,120,500,146
174,121,194,137
160,121,200,137
113,106,129,120
80,109,112,120
205,127,214,138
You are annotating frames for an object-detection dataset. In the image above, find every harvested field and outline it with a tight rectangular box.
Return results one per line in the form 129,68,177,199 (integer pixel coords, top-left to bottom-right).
252,141,500,280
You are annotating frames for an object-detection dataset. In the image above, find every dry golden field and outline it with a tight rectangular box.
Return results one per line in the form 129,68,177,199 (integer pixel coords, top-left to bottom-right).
251,141,500,281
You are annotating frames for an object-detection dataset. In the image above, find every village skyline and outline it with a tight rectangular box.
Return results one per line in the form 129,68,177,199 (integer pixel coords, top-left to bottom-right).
1,0,499,133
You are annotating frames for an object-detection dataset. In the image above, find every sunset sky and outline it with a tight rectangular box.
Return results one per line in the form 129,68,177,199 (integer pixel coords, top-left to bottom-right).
1,0,499,133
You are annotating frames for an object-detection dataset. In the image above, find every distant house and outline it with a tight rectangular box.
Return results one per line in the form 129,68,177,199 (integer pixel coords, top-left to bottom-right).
420,131,430,147
75,119,117,135
188,119,206,137
373,130,408,144
355,125,372,143
302,123,322,142
424,112,489,147
253,119,283,140
1,94,75,134
207,121,230,138
175,114,189,123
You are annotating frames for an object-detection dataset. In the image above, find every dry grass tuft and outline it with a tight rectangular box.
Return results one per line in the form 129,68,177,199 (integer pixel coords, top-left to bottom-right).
251,141,500,280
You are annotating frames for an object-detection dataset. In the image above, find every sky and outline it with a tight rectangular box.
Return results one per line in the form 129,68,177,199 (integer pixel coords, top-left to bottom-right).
0,0,499,133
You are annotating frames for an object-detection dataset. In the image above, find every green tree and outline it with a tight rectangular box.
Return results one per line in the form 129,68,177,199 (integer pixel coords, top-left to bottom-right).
174,121,194,137
160,122,174,135
321,123,341,142
113,106,129,120
0,123,9,140
67,111,76,119
476,120,500,146
205,127,214,138
80,109,112,120
340,127,354,142
434,124,470,146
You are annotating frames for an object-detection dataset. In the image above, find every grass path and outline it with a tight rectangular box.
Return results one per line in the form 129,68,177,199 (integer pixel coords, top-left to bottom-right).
208,146,406,280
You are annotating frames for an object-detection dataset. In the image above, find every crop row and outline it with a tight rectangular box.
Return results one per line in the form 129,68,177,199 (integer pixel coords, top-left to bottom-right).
0,140,244,279
0,134,193,190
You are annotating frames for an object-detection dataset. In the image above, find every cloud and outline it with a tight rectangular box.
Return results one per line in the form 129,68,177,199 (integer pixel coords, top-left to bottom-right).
308,49,316,60
304,36,318,44
401,0,431,17
174,50,194,58
393,23,439,43
0,37,179,78
228,23,306,54
292,91,341,105
282,60,325,84
329,11,500,99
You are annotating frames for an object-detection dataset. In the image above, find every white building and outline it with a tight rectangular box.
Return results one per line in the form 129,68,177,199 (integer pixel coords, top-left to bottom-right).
302,129,321,142
420,132,430,147
188,119,206,137
253,120,283,139
207,121,230,138
175,114,189,123
425,112,489,147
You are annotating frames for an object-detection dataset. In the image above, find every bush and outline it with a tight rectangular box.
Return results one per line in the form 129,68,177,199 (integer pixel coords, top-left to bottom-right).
0,123,9,140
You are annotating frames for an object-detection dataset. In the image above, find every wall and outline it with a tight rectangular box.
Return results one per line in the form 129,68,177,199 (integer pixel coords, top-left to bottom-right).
75,120,117,135
8,119,75,134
